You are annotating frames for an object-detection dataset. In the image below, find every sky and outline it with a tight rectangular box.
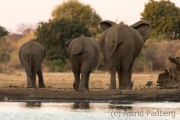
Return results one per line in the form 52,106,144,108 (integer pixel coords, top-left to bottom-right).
1,0,180,33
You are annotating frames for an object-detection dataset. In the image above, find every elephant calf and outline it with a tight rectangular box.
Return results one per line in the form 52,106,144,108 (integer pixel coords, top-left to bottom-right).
64,35,99,92
19,40,45,88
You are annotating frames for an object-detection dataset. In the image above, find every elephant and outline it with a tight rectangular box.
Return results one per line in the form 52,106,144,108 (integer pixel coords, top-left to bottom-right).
64,35,99,92
19,39,45,88
98,20,152,90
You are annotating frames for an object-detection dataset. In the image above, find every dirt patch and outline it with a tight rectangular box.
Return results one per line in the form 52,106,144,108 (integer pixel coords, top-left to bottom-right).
0,71,180,102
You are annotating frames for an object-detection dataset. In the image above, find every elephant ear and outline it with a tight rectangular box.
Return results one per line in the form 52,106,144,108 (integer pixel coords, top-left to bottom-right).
100,20,116,31
130,20,152,41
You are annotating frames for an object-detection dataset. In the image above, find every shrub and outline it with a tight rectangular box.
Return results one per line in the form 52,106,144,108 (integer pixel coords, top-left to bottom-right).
49,59,70,72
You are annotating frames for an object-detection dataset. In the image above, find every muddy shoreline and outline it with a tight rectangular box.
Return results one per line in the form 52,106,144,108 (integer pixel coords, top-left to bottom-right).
1,88,180,102
0,71,180,102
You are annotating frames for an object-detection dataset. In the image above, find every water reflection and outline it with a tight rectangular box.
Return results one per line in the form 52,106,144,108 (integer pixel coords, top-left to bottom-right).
26,102,41,108
0,102,180,120
109,102,132,110
72,102,90,109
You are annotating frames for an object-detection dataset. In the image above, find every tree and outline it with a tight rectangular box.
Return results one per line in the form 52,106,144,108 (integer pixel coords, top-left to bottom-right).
141,0,180,39
0,26,9,45
51,0,102,38
0,26,9,39
0,26,9,63
16,23,35,36
35,18,91,61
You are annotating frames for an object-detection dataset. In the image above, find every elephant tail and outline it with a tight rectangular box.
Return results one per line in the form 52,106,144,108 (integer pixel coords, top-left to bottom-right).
98,42,123,69
29,54,33,77
63,43,84,55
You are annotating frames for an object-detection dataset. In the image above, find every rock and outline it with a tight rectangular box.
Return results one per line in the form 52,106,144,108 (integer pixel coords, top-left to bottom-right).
146,81,153,87
2,96,8,101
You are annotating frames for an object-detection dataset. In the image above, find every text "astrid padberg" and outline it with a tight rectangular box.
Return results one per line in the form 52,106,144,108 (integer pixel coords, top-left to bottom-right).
111,109,176,118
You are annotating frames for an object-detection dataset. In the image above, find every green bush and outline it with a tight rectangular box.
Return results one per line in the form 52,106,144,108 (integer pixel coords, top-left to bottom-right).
49,59,70,72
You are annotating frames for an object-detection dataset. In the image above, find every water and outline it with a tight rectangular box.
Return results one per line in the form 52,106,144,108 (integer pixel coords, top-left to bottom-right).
0,101,180,120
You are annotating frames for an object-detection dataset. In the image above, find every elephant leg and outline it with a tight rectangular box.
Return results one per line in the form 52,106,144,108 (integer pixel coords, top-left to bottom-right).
23,61,35,88
120,55,133,90
73,72,80,91
105,42,116,90
26,73,33,88
108,60,116,90
79,64,89,92
71,57,81,91
85,71,91,91
31,73,37,87
79,73,87,92
37,66,45,88
26,73,36,88
127,61,134,89
117,70,123,89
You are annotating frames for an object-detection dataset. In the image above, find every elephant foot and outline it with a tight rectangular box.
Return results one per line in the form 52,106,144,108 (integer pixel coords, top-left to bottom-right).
118,86,132,90
73,82,79,91
26,85,36,88
79,87,87,92
39,84,45,88
108,86,116,90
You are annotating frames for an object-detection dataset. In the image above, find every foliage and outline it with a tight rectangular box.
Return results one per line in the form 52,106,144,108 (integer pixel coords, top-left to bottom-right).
0,26,9,39
51,0,102,38
141,0,180,40
49,59,70,72
35,18,91,71
0,26,9,64
133,39,180,73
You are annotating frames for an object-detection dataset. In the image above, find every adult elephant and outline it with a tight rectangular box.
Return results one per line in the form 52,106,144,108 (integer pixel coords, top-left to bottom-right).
98,20,152,90
19,39,45,88
64,35,99,92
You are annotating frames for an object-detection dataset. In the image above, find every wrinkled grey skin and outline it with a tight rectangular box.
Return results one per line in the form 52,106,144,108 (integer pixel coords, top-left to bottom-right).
98,20,152,90
19,40,45,88
65,35,99,92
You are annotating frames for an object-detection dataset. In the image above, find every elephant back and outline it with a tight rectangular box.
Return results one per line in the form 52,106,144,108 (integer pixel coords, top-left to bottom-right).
68,38,84,54
20,40,45,58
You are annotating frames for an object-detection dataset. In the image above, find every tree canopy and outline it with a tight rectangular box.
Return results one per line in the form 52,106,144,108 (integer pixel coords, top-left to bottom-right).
35,18,91,61
51,0,102,38
0,26,9,39
141,0,180,39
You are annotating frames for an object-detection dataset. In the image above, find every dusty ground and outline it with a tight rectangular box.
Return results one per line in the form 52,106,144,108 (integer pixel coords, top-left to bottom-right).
0,70,180,102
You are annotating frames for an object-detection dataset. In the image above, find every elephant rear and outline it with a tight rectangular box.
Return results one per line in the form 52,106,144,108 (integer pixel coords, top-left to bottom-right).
19,40,45,88
19,40,45,69
68,36,99,71
66,36,99,91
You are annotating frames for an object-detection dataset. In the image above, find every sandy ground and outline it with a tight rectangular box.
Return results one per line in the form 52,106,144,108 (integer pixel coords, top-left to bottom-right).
0,70,180,102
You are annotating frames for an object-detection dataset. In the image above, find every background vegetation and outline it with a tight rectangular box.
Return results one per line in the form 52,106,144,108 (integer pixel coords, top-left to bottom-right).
1,0,180,73
141,0,180,40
